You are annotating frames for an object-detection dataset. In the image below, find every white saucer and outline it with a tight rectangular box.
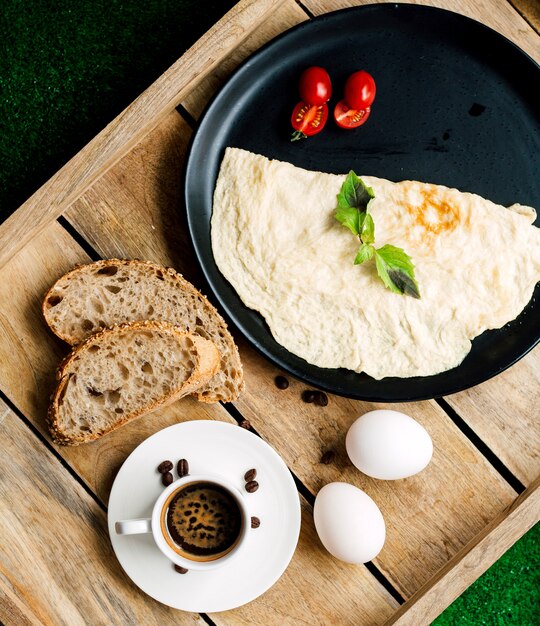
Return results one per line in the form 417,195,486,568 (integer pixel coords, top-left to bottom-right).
107,420,301,612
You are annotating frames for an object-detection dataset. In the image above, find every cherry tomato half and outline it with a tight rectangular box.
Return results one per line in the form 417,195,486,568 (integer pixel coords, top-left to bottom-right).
334,101,371,129
344,70,376,110
299,66,332,106
291,102,328,141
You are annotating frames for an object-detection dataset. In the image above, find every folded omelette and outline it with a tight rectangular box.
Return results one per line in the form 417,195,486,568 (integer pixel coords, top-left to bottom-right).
212,148,540,379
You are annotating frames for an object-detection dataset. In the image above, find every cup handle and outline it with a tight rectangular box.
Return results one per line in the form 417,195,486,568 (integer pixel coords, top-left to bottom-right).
115,518,152,535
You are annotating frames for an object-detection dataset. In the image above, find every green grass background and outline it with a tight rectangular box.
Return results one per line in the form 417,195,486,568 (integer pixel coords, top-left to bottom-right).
1,1,538,623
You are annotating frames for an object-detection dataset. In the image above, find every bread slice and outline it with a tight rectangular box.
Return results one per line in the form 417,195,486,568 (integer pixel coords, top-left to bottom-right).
42,259,244,403
48,321,220,446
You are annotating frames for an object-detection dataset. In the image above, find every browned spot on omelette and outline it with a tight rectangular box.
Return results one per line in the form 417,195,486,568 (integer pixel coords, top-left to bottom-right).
400,183,468,240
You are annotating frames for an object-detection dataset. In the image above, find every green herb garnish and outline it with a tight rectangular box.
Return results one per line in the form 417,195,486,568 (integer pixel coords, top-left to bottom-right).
335,171,420,298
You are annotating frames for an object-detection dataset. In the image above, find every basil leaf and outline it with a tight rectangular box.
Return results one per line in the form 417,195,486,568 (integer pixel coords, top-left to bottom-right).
354,243,375,265
337,171,375,214
374,244,421,298
361,212,375,244
335,204,360,236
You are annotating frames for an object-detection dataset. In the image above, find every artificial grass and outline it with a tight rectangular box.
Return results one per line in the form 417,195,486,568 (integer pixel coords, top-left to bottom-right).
1,1,538,623
433,522,539,626
0,0,236,216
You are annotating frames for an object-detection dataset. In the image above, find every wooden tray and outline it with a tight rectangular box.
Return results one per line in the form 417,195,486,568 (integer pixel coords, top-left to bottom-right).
0,1,538,624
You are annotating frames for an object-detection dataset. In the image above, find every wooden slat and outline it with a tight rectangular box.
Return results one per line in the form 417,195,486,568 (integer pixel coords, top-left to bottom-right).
512,0,540,31
65,109,517,599
64,112,198,278
182,0,309,119
446,348,540,486
301,0,540,64
0,222,90,421
385,477,540,625
0,0,287,270
0,579,43,626
0,401,205,626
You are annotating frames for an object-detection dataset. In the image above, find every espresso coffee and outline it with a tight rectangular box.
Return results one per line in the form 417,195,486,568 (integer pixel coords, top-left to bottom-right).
162,482,243,562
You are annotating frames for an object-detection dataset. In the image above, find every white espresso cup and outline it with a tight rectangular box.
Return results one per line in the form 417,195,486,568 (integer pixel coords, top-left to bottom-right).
115,473,250,571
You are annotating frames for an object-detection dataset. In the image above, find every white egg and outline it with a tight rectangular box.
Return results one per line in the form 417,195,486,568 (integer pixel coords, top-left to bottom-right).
346,409,433,480
313,482,385,564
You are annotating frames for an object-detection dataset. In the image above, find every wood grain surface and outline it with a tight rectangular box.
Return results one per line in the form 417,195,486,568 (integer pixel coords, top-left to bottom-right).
232,342,518,597
0,575,44,626
65,109,517,598
211,500,398,626
0,401,206,626
182,0,308,119
446,348,540,486
0,0,286,271
385,477,540,625
302,0,540,64
511,0,540,31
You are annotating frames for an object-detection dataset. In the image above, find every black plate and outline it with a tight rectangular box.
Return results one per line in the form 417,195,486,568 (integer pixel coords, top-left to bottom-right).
185,4,540,402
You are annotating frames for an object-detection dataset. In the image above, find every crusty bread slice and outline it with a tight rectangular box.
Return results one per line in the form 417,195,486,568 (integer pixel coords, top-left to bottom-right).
42,259,244,403
48,321,219,446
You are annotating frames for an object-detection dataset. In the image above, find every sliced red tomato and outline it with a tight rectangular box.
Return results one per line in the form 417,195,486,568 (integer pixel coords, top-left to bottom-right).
334,101,371,129
299,66,332,106
344,70,376,110
291,101,328,141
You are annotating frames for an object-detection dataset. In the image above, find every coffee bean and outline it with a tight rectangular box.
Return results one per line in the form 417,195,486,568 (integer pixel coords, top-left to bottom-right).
162,472,173,486
244,468,257,482
157,460,173,474
239,419,251,430
302,390,317,403
245,480,259,493
251,516,261,529
177,458,189,477
320,450,335,465
174,564,189,574
274,375,289,390
314,391,329,407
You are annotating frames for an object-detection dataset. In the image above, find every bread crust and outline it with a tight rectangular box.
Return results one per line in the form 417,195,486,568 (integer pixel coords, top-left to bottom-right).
47,320,220,446
42,259,244,403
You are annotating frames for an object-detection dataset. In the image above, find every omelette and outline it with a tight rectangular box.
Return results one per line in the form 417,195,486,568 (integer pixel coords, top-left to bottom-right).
211,148,540,379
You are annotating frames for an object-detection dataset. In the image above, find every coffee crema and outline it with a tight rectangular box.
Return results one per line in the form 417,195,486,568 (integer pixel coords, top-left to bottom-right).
161,481,243,562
